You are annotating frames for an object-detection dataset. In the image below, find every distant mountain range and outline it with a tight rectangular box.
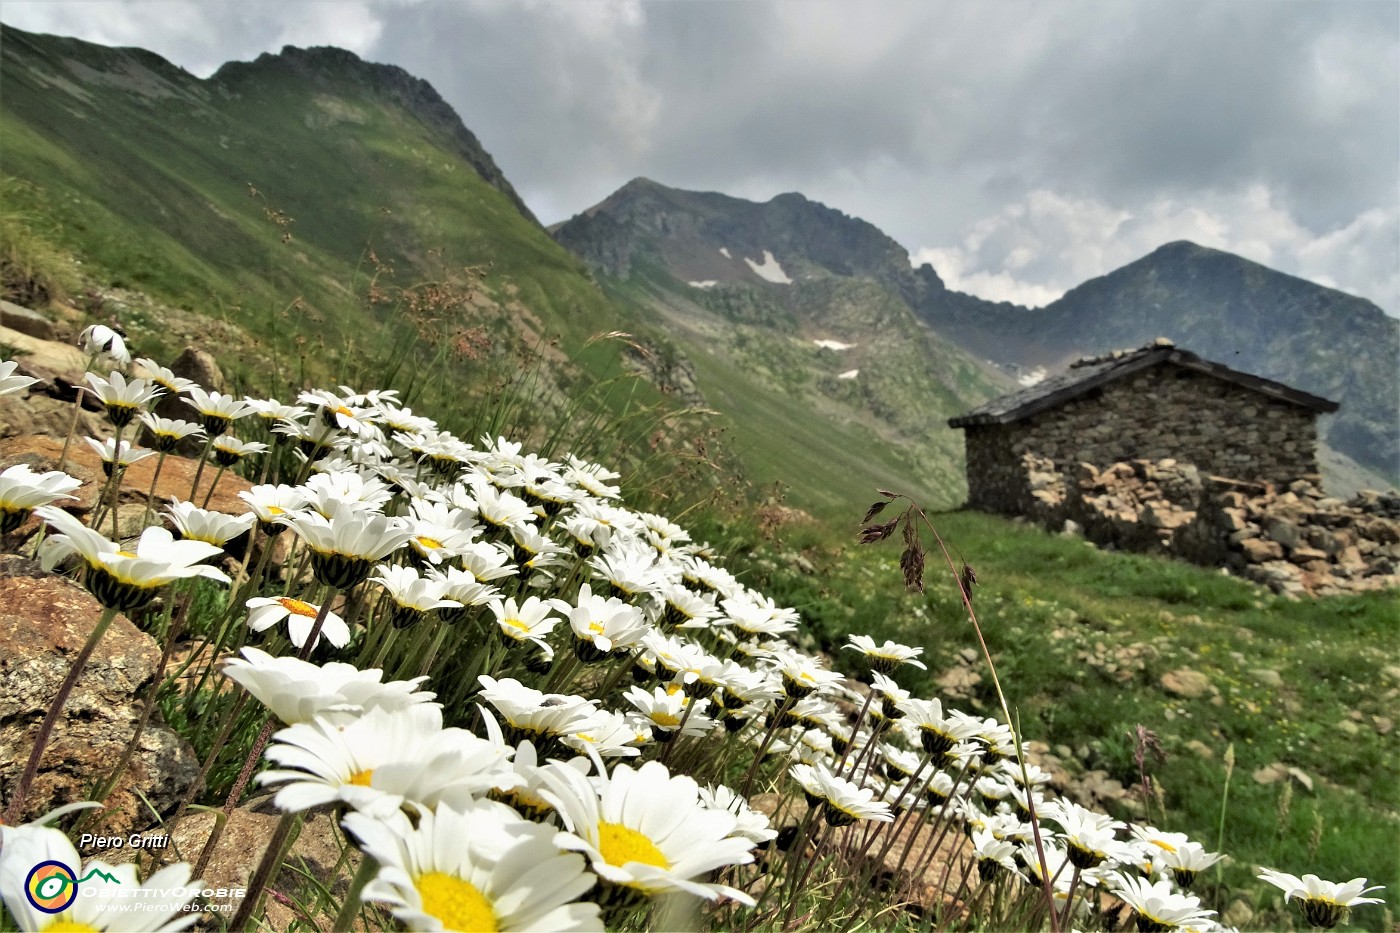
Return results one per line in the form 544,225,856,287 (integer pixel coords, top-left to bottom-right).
556,179,1398,486
2,25,1393,515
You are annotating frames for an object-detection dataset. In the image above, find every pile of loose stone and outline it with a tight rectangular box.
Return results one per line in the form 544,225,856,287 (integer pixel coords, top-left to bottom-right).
1018,453,1399,596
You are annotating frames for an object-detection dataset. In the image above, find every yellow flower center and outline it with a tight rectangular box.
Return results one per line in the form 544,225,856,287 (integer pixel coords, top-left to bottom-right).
42,922,99,932
502,617,531,634
414,872,498,932
417,535,444,550
1149,839,1178,853
650,711,681,727
663,683,683,696
266,505,285,515
597,821,669,870
334,406,355,417
116,550,138,558
588,621,606,634
348,769,374,787
277,597,318,618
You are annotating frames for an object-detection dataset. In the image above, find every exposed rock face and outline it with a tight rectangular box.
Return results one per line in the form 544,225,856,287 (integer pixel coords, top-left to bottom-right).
1003,455,1399,596
0,556,200,833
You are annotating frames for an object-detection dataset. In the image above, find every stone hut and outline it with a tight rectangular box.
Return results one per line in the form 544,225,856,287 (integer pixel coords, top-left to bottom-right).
948,340,1339,516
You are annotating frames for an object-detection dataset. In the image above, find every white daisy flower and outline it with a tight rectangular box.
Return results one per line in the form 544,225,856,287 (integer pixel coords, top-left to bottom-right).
237,483,308,533
246,595,350,651
789,762,894,826
139,413,205,453
370,564,463,628
1043,800,1130,869
973,827,1023,882
36,505,228,612
540,759,757,904
0,359,38,396
623,684,715,741
561,708,647,759
343,801,603,932
0,464,80,533
221,646,436,725
258,704,515,819
476,676,601,743
84,371,163,427
488,595,561,650
280,500,414,588
559,583,650,661
698,784,778,845
79,323,130,365
1110,871,1218,931
166,499,254,547
83,436,155,473
210,434,268,467
845,634,927,672
134,358,196,395
895,696,982,759
1257,869,1385,929
183,386,256,435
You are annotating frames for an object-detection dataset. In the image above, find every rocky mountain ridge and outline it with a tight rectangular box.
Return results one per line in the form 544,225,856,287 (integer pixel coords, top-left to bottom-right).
556,180,1398,485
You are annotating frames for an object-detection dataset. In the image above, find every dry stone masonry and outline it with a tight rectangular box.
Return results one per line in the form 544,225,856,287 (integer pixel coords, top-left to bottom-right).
950,342,1397,595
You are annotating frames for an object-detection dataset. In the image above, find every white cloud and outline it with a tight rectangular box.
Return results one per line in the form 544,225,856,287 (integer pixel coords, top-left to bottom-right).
913,186,1398,312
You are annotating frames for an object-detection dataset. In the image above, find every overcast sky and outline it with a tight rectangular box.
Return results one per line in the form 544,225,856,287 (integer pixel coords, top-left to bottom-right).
4,0,1398,313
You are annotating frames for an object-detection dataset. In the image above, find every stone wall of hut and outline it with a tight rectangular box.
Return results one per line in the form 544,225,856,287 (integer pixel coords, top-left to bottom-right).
963,362,1320,514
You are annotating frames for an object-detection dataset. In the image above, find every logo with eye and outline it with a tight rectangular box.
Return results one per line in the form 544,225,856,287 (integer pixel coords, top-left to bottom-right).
25,861,79,913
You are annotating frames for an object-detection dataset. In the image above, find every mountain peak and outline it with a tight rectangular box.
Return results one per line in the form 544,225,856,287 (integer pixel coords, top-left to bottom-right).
211,44,538,226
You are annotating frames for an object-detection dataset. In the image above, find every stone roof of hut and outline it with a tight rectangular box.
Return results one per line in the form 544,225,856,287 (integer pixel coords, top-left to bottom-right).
948,338,1339,428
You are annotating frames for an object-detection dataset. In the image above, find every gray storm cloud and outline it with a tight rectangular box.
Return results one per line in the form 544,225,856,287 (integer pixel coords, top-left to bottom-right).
3,0,1397,311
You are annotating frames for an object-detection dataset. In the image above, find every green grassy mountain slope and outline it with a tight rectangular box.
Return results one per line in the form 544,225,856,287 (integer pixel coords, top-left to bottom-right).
553,179,1016,513
0,26,626,385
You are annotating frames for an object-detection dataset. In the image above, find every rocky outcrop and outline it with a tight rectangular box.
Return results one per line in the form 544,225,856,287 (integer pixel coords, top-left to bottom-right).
0,556,200,833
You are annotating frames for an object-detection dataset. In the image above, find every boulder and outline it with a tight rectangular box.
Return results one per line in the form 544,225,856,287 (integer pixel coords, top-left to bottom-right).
1160,668,1213,699
0,300,57,341
0,324,87,384
1239,537,1283,562
0,434,256,520
0,556,200,834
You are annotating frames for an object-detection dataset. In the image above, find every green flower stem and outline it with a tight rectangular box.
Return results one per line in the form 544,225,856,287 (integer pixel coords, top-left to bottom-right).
226,811,303,932
158,691,251,864
187,435,215,504
142,450,170,523
85,588,188,813
4,606,119,825
739,694,795,800
108,424,126,538
200,463,228,510
330,851,379,933
832,688,875,778
192,713,277,879
56,350,100,471
416,619,453,678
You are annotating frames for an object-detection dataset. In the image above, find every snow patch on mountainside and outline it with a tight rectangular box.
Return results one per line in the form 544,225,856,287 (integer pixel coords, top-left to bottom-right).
837,369,859,380
744,250,792,284
688,280,719,289
718,247,732,258
1018,367,1048,387
813,339,856,351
